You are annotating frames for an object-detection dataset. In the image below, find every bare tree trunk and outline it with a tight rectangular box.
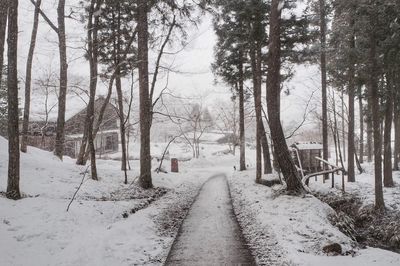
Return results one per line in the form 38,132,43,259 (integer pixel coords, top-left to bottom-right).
394,107,400,171
238,58,246,171
341,90,346,162
21,0,41,153
319,0,329,181
367,91,373,163
358,85,364,163
260,121,272,174
85,0,102,180
54,0,68,160
383,75,394,187
137,0,152,189
250,42,262,183
0,0,8,87
333,92,346,172
6,0,21,200
83,75,114,163
267,0,303,193
369,26,385,210
347,13,356,182
115,75,128,184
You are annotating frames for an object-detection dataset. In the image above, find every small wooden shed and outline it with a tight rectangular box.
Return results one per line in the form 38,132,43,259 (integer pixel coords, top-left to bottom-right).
291,142,323,174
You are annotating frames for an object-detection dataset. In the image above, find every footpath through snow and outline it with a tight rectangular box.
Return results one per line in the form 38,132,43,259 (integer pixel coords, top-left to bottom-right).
165,174,255,265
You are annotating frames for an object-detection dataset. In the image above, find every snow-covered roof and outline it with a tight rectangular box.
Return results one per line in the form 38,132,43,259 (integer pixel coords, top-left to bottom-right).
292,142,323,150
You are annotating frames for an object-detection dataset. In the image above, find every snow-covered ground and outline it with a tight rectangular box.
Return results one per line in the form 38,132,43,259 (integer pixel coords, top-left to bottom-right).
309,164,400,211
228,170,400,265
0,137,232,266
2,136,400,265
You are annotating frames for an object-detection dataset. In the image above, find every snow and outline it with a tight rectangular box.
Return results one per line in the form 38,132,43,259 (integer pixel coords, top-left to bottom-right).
309,163,400,211
0,137,214,265
293,142,323,150
1,136,400,265
228,168,400,265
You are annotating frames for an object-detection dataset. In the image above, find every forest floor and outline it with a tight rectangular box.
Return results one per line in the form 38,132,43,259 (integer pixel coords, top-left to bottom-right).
1,136,400,265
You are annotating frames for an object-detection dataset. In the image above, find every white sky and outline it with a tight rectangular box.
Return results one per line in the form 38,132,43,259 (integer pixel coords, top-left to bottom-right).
14,0,321,128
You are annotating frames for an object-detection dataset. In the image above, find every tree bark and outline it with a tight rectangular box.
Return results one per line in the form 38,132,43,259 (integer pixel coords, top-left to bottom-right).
260,121,272,174
6,0,21,200
137,0,152,189
115,74,128,184
358,85,364,163
238,57,246,171
54,0,68,160
369,26,385,210
267,0,303,193
21,0,41,153
367,90,373,162
394,106,400,171
0,0,8,85
341,91,346,162
383,74,394,187
85,0,102,180
250,42,262,183
347,13,355,182
319,0,329,181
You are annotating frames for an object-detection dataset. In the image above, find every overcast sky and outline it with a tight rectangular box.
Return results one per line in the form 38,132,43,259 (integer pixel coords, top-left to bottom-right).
15,0,321,128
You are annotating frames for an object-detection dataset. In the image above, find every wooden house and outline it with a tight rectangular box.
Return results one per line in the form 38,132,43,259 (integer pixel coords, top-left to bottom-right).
64,97,120,158
291,142,323,174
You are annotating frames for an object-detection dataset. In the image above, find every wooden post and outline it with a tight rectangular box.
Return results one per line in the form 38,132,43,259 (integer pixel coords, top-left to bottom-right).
171,158,179,173
342,172,345,193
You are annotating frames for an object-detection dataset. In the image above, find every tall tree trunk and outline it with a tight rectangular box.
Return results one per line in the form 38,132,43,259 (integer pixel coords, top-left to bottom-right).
383,74,394,187
267,0,303,193
341,91,346,162
54,0,68,160
333,92,346,171
83,74,114,162
115,74,128,184
137,0,152,189
319,0,329,180
85,0,102,180
260,121,272,174
0,0,8,86
347,13,356,182
21,0,41,153
238,57,246,171
251,42,262,183
369,25,384,210
394,107,400,171
6,0,21,200
367,91,373,162
358,85,364,163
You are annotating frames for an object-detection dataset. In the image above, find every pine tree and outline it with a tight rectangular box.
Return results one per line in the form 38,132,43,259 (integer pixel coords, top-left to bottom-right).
267,0,304,193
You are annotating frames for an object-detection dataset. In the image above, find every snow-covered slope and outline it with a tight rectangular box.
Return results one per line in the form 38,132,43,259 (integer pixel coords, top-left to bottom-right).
228,170,400,266
0,137,212,265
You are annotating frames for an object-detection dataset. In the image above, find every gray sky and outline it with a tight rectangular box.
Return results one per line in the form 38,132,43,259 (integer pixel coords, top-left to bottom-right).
15,0,321,127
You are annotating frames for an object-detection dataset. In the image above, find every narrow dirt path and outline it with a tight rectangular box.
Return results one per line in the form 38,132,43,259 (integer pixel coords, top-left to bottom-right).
165,174,255,265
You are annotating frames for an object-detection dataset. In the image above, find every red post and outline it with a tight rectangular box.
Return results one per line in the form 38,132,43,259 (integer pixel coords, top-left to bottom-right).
171,158,179,173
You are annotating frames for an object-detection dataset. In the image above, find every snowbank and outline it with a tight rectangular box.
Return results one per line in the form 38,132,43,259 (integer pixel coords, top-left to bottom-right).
228,170,400,265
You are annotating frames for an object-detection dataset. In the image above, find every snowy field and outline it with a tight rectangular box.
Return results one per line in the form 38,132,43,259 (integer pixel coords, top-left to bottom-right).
1,136,400,265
